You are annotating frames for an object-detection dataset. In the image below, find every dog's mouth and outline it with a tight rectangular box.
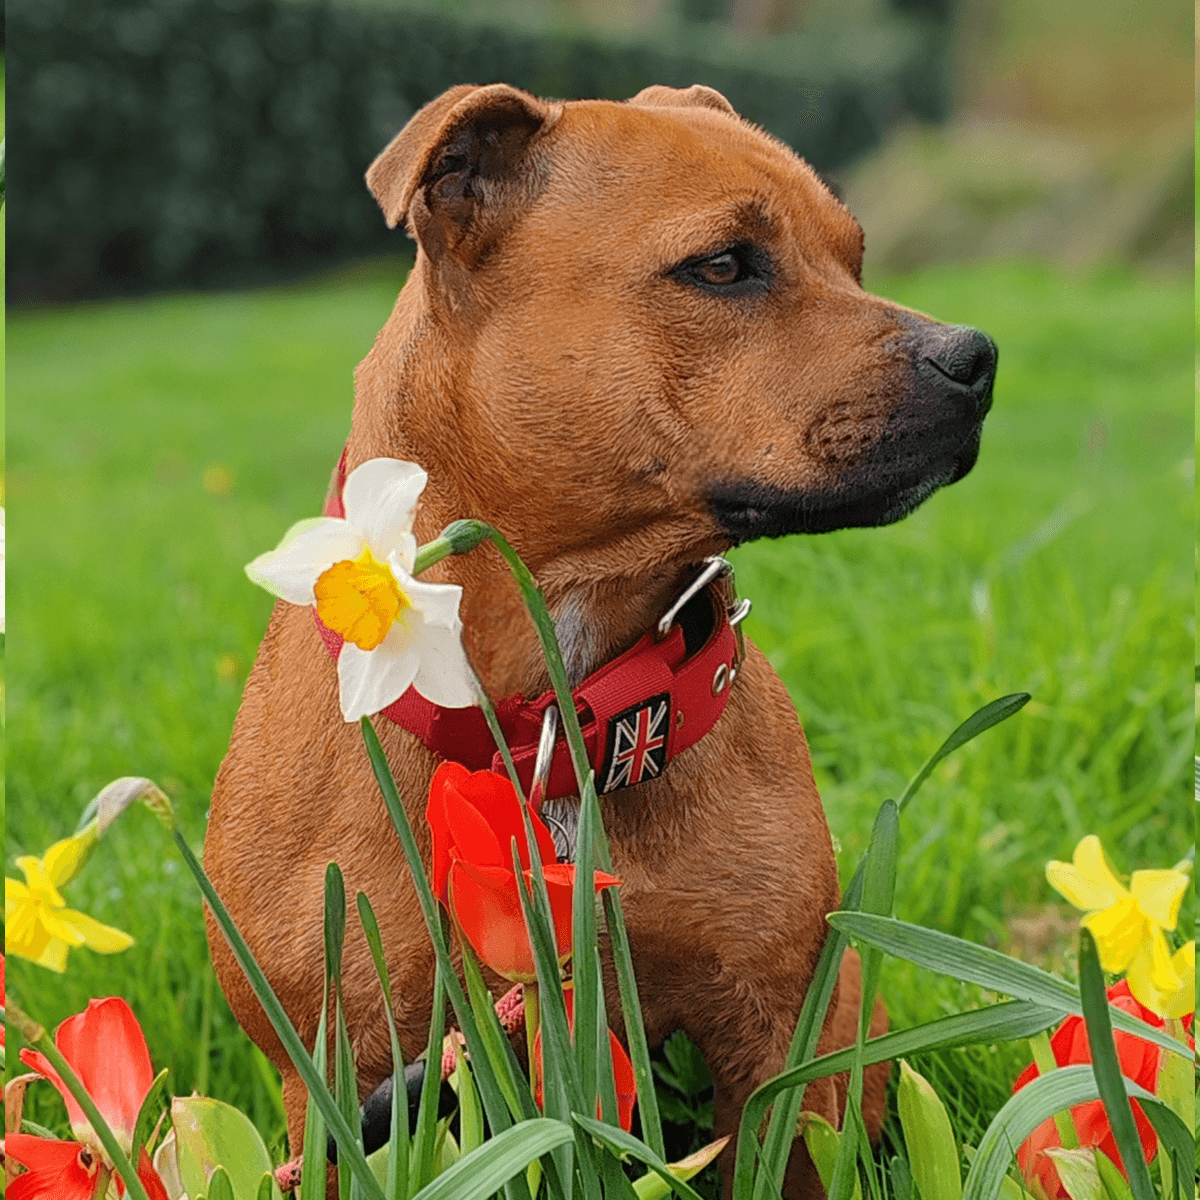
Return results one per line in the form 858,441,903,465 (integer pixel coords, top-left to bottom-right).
708,421,983,543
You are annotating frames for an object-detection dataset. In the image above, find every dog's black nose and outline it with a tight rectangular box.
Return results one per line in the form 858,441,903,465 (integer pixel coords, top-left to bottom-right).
920,325,997,392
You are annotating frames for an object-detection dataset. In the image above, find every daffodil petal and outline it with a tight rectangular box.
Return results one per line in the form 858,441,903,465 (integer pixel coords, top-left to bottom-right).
54,908,135,954
6,876,32,909
13,857,67,907
246,521,365,605
1163,942,1195,1019
337,638,421,722
1122,932,1176,1016
43,830,96,890
1129,868,1188,931
1048,835,1127,911
34,936,71,973
397,570,467,631
1081,896,1144,973
410,622,480,708
342,459,427,562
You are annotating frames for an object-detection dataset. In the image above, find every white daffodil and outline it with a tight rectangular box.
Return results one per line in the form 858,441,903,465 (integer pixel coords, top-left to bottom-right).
246,458,477,721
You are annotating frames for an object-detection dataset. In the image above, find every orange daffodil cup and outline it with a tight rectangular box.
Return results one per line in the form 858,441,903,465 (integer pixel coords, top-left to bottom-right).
246,458,477,720
7,997,170,1200
1046,835,1193,1017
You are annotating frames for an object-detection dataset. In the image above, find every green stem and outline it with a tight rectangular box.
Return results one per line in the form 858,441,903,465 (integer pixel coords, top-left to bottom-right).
1030,1030,1079,1150
6,1000,153,1200
525,981,542,1108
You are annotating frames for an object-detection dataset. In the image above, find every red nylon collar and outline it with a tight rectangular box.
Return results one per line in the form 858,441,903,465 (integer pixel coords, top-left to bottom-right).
316,449,741,801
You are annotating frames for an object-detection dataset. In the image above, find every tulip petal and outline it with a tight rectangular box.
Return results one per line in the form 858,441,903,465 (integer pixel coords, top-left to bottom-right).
56,997,154,1139
5,1135,100,1200
1129,869,1188,931
342,459,427,561
426,762,472,901
442,788,505,871
337,638,420,722
1047,836,1126,912
246,521,365,605
448,863,536,982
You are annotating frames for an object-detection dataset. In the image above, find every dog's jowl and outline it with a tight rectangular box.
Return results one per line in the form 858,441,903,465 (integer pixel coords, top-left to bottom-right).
206,82,996,1198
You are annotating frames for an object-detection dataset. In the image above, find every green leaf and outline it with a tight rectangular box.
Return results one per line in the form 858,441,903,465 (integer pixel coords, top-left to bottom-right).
1043,1149,1104,1200
130,1067,170,1163
824,913,1188,1060
898,694,1031,810
631,1137,729,1200
256,1175,278,1200
572,1114,709,1200
889,1155,913,1200
356,891,410,1199
1091,1148,1135,1200
205,1166,237,1200
798,1113,862,1200
171,1096,277,1200
1076,931,1154,1200
897,1061,962,1200
409,1119,574,1200
411,965,450,1192
299,1003,329,1200
324,862,347,985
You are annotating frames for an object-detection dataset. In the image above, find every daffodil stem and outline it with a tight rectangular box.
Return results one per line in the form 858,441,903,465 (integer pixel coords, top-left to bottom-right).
6,999,154,1200
1029,1030,1079,1150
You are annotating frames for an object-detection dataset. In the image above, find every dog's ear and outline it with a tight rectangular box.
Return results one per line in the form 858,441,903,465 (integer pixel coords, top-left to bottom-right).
366,84,560,253
628,84,738,117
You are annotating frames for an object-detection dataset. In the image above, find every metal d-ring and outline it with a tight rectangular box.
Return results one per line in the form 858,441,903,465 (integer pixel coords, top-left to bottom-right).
529,704,559,810
531,705,579,863
656,557,730,641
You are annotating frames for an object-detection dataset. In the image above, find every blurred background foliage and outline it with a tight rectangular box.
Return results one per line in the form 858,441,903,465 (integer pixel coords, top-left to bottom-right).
7,0,1191,301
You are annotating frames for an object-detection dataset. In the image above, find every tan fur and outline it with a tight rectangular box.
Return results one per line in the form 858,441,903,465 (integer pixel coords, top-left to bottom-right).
201,82,983,1197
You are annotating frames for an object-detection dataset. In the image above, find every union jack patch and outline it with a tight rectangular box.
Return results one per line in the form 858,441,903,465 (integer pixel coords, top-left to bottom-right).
600,693,670,794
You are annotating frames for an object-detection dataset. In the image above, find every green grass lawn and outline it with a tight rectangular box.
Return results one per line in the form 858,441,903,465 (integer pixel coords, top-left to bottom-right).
5,258,1192,1173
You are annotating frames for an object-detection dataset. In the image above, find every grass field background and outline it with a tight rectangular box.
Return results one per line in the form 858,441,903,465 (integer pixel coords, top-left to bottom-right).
5,257,1192,1175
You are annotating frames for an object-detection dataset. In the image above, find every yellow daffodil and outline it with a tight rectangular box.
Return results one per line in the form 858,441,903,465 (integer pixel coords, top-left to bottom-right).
1151,940,1195,1021
246,458,477,721
5,829,133,972
1046,834,1190,1015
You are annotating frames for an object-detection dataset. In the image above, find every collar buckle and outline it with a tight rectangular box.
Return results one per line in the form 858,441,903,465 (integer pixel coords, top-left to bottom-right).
656,555,751,677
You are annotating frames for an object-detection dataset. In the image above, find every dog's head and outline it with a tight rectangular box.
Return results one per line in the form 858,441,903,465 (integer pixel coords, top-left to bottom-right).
361,83,996,575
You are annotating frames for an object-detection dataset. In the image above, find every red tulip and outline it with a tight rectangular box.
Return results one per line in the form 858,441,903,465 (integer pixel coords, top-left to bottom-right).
1013,980,1187,1199
533,986,638,1132
12,997,170,1199
426,762,620,982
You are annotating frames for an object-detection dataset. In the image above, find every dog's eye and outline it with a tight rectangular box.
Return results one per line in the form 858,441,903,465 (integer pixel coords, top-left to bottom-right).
671,245,770,297
697,253,741,285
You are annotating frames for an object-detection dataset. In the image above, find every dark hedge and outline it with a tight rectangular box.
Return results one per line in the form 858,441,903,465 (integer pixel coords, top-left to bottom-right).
7,0,952,300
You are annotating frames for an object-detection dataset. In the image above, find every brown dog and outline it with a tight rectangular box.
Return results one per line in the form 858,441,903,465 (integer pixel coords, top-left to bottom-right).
205,82,996,1196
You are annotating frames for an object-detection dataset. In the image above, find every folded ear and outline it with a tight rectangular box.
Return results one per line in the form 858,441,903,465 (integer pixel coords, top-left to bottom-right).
366,83,560,256
628,84,738,117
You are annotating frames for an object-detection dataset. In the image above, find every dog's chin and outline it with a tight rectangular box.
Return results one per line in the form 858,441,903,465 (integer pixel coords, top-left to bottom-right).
708,442,980,544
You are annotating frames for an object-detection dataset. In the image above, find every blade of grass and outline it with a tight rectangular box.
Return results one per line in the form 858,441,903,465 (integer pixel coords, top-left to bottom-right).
172,831,386,1200
823,914,1188,1059
408,1119,574,1200
299,1000,330,1200
411,964,449,1193
828,801,897,1200
326,864,363,1200
1076,932,1154,1200
898,695,1031,810
356,892,410,1200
